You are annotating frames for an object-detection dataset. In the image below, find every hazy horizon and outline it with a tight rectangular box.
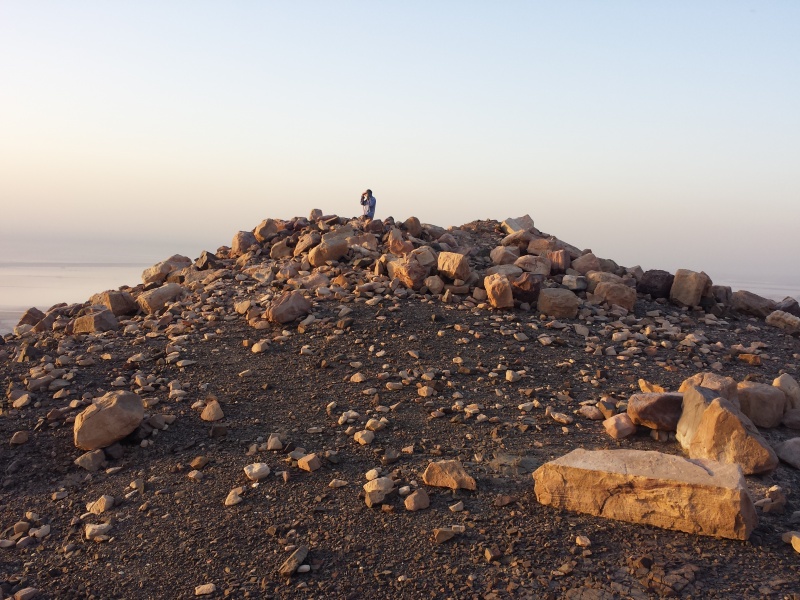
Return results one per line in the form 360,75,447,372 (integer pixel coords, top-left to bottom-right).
2,2,798,288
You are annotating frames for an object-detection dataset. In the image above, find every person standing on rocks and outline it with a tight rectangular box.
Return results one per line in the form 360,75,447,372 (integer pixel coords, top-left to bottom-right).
360,189,376,220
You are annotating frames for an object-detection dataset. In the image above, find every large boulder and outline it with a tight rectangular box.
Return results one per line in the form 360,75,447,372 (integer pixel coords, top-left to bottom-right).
775,438,800,469
72,309,119,334
485,264,523,278
308,236,349,267
637,269,674,299
265,291,312,324
669,269,711,308
766,310,800,335
136,283,183,314
514,255,551,276
511,273,544,304
571,253,600,275
403,216,423,237
546,249,570,273
293,232,321,256
74,391,144,450
731,290,776,318
533,448,757,540
678,373,739,408
627,392,684,431
490,246,519,266
737,381,786,429
387,228,414,255
585,271,622,293
231,231,258,257
89,290,137,316
254,218,280,242
537,288,580,319
594,281,637,312
676,386,778,475
141,255,192,285
774,374,800,411
500,214,535,234
775,296,800,317
484,273,514,309
437,252,471,281
394,256,430,291
269,239,293,259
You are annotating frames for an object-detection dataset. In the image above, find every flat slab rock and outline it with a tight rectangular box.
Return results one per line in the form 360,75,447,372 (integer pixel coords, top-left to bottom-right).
533,448,757,541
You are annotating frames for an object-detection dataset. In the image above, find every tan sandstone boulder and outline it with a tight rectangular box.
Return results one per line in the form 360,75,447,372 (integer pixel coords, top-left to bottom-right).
533,448,757,540
137,283,184,314
231,231,258,257
678,372,739,408
571,253,600,275
766,310,800,335
594,281,637,312
437,252,471,281
72,309,119,334
141,255,192,285
669,269,711,307
422,460,476,490
737,381,786,429
89,290,137,316
774,374,800,411
484,273,514,309
676,386,778,475
254,218,279,242
265,291,312,324
74,391,144,450
537,288,580,319
308,236,348,267
514,255,551,276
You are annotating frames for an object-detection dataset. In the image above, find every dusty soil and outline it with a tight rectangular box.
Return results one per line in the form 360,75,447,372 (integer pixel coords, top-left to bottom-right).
1,218,799,600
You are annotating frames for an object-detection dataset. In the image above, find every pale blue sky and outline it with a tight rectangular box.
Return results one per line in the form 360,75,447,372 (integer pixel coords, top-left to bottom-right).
1,1,798,287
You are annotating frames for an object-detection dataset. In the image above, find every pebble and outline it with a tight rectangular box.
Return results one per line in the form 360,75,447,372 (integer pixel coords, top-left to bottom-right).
200,399,224,422
225,488,243,506
243,463,271,481
194,583,216,596
354,430,375,445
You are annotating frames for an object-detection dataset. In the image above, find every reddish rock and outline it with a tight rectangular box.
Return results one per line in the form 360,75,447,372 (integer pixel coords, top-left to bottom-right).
627,392,684,431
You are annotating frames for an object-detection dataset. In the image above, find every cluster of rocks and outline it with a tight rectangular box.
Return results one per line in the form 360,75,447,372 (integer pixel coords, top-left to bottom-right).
2,210,800,597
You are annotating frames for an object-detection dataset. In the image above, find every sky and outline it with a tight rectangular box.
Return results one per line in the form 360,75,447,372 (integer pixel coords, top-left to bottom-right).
1,1,798,288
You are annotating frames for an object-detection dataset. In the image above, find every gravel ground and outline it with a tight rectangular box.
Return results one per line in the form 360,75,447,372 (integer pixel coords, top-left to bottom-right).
1,218,799,600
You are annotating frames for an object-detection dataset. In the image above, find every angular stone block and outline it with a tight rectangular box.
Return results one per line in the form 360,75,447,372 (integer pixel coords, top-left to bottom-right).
533,448,757,540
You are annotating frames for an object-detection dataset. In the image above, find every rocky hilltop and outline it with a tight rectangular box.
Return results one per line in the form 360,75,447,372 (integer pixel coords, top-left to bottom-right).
1,211,799,599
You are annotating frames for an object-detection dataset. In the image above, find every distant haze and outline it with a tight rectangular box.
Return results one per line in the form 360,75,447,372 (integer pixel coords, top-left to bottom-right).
1,2,798,291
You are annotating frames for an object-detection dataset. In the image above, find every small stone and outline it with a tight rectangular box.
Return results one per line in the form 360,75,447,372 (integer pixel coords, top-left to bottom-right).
433,528,456,543
404,488,430,511
279,545,309,577
10,431,29,445
575,535,592,547
354,430,375,445
200,398,224,422
87,495,115,514
243,463,271,481
84,522,112,540
298,454,321,472
225,488,243,506
74,449,106,472
194,583,216,596
603,413,636,439
449,501,464,512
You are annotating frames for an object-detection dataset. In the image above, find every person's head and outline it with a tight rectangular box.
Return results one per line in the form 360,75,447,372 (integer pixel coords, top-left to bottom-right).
364,189,372,197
